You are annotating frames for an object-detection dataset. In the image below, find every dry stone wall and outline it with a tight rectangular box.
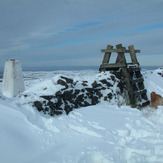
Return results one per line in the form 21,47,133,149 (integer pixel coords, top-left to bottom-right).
32,74,124,116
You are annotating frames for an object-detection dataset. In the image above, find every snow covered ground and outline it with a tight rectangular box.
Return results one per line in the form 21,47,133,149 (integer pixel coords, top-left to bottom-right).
0,68,163,163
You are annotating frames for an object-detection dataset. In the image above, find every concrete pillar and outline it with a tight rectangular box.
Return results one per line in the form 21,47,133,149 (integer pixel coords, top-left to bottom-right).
2,59,25,98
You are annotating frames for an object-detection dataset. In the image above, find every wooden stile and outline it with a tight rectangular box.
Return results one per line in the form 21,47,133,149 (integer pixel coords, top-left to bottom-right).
99,44,149,108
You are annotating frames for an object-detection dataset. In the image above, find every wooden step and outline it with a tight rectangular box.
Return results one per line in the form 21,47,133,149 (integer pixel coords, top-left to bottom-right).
137,100,150,108
99,63,125,71
100,63,125,69
128,67,141,72
134,89,147,95
131,78,144,84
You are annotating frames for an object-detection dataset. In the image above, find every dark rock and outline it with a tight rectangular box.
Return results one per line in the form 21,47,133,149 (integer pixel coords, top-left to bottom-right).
75,89,80,94
77,94,84,101
84,101,91,106
74,94,84,107
84,96,87,99
56,91,62,97
62,90,76,102
62,90,73,97
158,72,163,77
69,97,75,104
64,90,73,94
117,81,124,93
85,88,94,93
99,79,107,84
64,105,73,115
107,93,113,100
86,92,94,99
50,108,63,116
45,107,49,112
82,81,88,86
61,76,73,84
81,89,85,92
92,81,97,88
95,91,103,98
47,100,54,106
57,98,63,107
92,81,102,88
24,94,28,97
91,96,99,105
107,83,113,87
57,79,68,88
41,95,54,100
110,75,116,82
101,87,106,90
33,101,43,112
99,79,113,87
104,96,107,101
82,83,88,86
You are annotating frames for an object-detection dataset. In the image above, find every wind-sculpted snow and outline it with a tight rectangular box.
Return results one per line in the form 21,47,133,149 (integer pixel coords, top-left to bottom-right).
0,103,163,163
0,69,163,163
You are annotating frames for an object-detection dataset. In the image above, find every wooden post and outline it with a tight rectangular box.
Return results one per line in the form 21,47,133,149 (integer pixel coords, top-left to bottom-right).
115,44,136,107
128,45,139,65
102,45,113,64
116,44,127,65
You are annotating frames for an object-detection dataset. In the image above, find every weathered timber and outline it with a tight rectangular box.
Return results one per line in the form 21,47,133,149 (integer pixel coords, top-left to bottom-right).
130,78,144,84
99,43,149,108
138,101,150,108
128,66,141,72
128,45,139,64
102,45,113,64
134,89,147,95
100,63,125,69
101,49,140,53
116,44,127,65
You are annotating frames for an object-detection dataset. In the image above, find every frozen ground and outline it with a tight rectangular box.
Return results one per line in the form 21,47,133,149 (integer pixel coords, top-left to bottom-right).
0,68,163,163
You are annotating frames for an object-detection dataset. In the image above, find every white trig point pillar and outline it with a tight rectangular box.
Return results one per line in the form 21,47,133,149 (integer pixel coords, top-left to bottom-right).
2,59,25,98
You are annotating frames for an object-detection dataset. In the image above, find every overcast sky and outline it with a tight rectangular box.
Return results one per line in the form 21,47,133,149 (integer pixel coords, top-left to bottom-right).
0,0,163,70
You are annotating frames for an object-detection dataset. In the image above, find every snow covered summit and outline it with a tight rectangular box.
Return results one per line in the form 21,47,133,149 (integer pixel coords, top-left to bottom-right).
0,68,163,163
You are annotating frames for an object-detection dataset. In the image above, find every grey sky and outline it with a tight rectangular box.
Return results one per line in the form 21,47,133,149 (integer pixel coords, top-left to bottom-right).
0,0,163,70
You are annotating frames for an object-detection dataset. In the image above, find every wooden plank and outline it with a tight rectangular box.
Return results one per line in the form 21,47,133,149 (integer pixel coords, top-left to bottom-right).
100,63,125,69
138,100,150,108
128,67,140,72
116,44,127,65
128,45,139,64
121,67,136,107
130,78,144,84
101,49,140,53
101,49,128,53
102,45,113,64
134,89,147,95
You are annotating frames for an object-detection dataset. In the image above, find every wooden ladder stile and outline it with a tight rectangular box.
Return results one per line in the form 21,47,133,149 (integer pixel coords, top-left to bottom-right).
99,44,150,108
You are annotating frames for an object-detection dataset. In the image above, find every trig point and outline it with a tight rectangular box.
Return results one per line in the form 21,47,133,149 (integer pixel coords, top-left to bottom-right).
2,59,25,98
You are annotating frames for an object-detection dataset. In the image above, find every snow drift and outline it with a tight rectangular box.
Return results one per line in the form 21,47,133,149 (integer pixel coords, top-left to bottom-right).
0,68,163,163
